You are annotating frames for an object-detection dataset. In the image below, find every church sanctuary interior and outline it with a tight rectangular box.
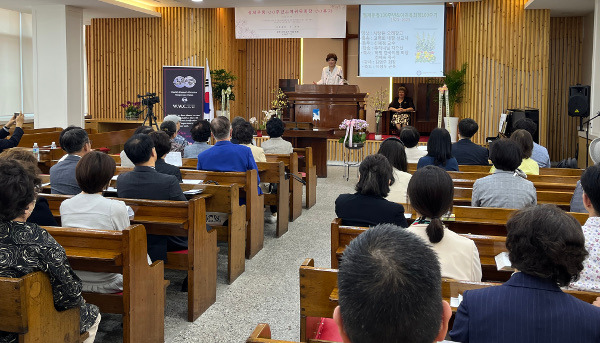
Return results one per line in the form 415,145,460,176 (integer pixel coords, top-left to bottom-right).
1,0,600,342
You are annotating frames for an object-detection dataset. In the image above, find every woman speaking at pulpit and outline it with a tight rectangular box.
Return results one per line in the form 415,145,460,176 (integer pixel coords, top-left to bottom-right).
314,53,344,85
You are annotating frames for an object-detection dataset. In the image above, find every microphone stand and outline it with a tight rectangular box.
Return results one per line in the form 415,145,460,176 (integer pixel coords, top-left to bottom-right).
581,111,600,168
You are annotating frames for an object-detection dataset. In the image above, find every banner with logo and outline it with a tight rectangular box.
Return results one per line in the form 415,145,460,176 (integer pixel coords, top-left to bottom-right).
235,5,346,39
163,66,205,143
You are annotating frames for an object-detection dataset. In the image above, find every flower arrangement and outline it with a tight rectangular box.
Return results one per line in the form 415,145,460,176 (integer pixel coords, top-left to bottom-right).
250,109,278,131
367,88,389,113
120,100,141,120
338,119,369,145
270,88,289,112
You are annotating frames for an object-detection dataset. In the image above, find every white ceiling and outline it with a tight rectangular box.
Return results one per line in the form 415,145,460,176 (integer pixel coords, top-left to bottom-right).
525,0,594,17
0,0,593,21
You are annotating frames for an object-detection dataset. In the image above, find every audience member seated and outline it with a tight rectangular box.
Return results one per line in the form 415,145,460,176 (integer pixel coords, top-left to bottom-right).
183,119,212,158
116,134,188,264
335,154,408,228
472,139,537,209
50,126,91,195
377,137,411,203
197,116,261,195
514,118,550,168
333,224,451,343
149,131,183,182
399,126,426,164
452,118,489,165
491,129,539,175
120,125,153,168
570,165,600,292
261,117,293,154
160,120,186,156
0,159,100,342
163,114,189,150
408,165,482,281
0,148,57,226
233,122,266,162
0,112,24,154
60,151,133,293
230,116,247,144
450,205,600,342
417,128,459,171
571,151,599,213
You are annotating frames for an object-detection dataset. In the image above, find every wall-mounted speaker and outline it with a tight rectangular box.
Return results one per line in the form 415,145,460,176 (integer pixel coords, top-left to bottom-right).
568,85,591,117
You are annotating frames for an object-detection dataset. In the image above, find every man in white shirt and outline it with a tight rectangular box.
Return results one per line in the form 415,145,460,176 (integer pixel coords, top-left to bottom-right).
570,164,600,292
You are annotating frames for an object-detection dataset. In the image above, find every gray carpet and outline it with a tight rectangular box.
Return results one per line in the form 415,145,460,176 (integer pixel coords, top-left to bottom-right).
94,165,356,342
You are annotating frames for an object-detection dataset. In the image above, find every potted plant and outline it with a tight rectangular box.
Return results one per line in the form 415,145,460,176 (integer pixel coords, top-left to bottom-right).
367,88,389,141
211,69,237,116
250,110,277,137
271,87,289,117
120,100,141,120
442,63,467,142
339,119,369,148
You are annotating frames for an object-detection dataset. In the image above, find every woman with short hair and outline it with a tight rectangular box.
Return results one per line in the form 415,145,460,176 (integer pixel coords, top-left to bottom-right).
417,128,459,171
491,129,539,175
149,130,183,181
161,120,186,155
450,205,600,342
261,117,293,154
408,165,481,282
0,159,100,342
232,122,266,162
388,86,415,131
315,53,344,85
60,151,132,293
472,138,537,209
377,137,411,203
335,154,408,227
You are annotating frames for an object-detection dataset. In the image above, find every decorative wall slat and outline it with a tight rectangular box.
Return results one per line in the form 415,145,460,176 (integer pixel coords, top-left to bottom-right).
547,17,583,161
456,0,550,146
86,8,300,122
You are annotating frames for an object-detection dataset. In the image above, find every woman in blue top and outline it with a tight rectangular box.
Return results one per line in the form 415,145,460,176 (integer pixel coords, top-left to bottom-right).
417,128,459,171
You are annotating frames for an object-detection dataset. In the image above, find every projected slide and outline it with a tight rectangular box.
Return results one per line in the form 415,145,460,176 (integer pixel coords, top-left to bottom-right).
359,5,445,77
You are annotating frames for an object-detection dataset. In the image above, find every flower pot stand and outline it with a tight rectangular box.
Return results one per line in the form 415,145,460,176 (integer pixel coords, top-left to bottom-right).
343,143,365,181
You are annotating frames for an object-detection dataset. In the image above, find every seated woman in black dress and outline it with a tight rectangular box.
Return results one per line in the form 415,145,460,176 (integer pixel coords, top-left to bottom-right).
417,128,459,171
335,154,408,227
0,159,100,342
0,147,57,226
388,86,415,132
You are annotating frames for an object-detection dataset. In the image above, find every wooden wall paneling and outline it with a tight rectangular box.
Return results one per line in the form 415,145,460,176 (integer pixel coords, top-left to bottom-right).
547,17,583,161
455,0,550,146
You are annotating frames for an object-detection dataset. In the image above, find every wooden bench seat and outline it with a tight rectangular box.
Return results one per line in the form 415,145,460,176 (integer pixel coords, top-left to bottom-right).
453,187,573,210
44,193,215,322
407,163,584,177
44,224,165,342
0,272,82,343
265,152,303,221
293,147,317,209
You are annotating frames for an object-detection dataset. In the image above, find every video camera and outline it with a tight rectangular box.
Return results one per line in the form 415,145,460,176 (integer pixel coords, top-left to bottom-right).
137,92,160,106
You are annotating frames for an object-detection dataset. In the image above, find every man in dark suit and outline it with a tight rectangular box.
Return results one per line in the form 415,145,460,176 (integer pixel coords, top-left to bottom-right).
0,112,25,154
117,134,187,264
450,205,600,342
333,224,451,343
451,118,489,165
50,126,91,194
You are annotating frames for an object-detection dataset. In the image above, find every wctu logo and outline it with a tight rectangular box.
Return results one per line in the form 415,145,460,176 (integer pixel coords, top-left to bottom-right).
173,104,196,109
173,76,197,88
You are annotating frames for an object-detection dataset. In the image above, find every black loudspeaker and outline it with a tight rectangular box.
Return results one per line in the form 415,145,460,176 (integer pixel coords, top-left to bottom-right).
568,85,591,117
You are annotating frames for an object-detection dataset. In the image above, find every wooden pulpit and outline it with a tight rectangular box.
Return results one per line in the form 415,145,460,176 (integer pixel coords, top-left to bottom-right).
285,85,368,129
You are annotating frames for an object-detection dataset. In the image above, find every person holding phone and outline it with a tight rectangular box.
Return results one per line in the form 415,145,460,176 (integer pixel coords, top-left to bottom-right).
0,112,25,153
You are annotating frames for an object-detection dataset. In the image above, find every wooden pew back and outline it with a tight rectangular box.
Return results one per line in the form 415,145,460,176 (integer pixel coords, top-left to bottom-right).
266,152,303,221
453,187,573,210
293,147,317,209
447,171,580,185
407,163,584,177
247,323,330,343
256,161,290,237
0,272,80,342
44,224,165,342
299,258,338,342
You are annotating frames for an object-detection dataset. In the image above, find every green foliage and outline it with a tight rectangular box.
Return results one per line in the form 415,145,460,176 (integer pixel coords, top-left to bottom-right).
444,63,468,114
211,69,237,102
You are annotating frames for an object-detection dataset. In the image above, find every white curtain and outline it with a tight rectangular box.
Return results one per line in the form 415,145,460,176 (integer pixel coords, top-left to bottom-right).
0,9,33,117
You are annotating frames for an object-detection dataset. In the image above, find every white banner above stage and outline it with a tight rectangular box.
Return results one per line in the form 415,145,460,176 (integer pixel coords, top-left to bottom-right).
235,5,346,39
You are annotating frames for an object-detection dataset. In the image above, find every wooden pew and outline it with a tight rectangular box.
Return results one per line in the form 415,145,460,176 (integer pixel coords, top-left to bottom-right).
180,169,264,259
447,171,580,185
247,323,330,343
266,152,303,221
294,147,317,209
18,131,62,149
453,187,573,210
407,163,584,177
0,272,82,343
330,219,511,282
44,193,215,322
256,161,290,237
44,224,165,342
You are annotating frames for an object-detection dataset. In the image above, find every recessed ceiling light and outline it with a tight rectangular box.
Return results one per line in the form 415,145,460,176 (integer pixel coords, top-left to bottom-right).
192,0,203,2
